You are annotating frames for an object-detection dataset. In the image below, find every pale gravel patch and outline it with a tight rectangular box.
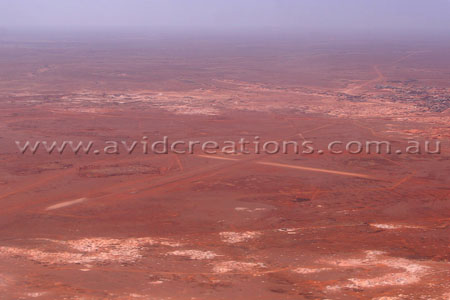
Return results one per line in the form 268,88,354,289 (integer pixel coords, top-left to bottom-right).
63,237,182,252
212,261,266,273
129,294,148,298
171,107,219,116
370,224,423,230
325,250,430,291
0,247,137,265
26,292,46,298
168,250,220,260
127,292,167,299
347,273,421,289
293,267,332,274
277,228,301,235
219,231,261,244
0,237,182,265
234,207,250,212
234,207,268,212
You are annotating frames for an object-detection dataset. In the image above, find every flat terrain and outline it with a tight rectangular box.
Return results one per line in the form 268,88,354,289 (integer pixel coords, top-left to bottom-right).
0,32,449,299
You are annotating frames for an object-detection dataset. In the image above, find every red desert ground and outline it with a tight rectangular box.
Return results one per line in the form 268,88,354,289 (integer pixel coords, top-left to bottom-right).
0,31,449,299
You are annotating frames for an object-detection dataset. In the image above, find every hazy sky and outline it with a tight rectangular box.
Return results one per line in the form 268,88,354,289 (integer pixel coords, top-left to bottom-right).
1,0,449,34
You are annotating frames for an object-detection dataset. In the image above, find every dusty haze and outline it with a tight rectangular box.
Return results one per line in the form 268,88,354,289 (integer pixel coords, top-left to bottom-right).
1,0,450,35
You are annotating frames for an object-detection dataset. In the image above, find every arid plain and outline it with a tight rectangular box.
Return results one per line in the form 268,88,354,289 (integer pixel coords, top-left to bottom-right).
0,32,449,299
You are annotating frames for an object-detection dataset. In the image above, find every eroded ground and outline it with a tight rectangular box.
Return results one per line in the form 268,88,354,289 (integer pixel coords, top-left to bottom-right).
0,32,449,299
